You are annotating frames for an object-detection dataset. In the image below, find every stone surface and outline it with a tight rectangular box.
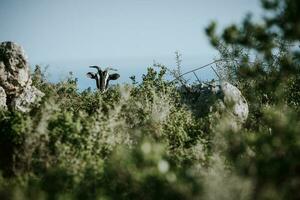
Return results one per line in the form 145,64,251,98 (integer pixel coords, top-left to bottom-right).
0,41,44,112
220,82,248,123
13,85,44,112
181,80,249,124
0,86,7,109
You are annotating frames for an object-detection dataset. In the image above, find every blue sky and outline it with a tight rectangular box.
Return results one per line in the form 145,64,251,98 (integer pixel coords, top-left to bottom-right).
0,0,262,89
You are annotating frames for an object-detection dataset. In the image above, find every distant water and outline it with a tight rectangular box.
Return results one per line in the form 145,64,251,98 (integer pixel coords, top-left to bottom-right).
30,55,218,91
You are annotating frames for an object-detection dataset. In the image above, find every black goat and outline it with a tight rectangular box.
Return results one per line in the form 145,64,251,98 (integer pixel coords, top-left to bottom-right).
87,66,120,92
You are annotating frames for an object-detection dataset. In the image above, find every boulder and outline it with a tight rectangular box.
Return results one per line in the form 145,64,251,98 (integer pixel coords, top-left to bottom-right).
0,86,7,109
0,41,44,112
220,82,248,123
181,80,249,124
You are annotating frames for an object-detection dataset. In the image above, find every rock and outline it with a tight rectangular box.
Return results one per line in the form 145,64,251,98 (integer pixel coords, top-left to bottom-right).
0,86,7,109
180,80,249,124
220,82,248,123
13,85,44,112
0,41,44,112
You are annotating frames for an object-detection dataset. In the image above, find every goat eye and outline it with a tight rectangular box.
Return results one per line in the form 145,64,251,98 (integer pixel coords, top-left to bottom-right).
109,73,120,80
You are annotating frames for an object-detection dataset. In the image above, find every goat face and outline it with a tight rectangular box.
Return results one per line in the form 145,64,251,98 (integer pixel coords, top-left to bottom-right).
99,71,120,92
87,66,120,92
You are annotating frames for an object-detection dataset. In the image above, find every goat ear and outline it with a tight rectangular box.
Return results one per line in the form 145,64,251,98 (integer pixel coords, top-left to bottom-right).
109,73,120,80
87,72,97,79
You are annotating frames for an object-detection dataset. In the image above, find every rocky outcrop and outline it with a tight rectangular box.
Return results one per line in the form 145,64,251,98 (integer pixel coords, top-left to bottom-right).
220,82,248,123
0,87,6,109
0,41,44,112
181,80,249,125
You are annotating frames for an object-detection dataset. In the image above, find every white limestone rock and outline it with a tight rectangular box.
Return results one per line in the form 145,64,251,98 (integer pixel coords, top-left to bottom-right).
220,82,248,123
180,80,249,125
13,85,44,112
0,86,7,109
0,41,44,112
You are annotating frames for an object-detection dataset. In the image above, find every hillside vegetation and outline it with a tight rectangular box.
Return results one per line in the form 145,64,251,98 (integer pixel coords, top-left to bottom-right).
0,0,300,199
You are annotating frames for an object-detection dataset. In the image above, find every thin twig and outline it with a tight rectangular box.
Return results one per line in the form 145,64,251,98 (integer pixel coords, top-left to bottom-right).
193,71,201,84
170,59,227,82
211,65,221,79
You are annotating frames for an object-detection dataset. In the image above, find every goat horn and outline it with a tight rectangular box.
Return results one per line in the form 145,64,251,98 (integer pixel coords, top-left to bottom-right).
89,65,102,73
